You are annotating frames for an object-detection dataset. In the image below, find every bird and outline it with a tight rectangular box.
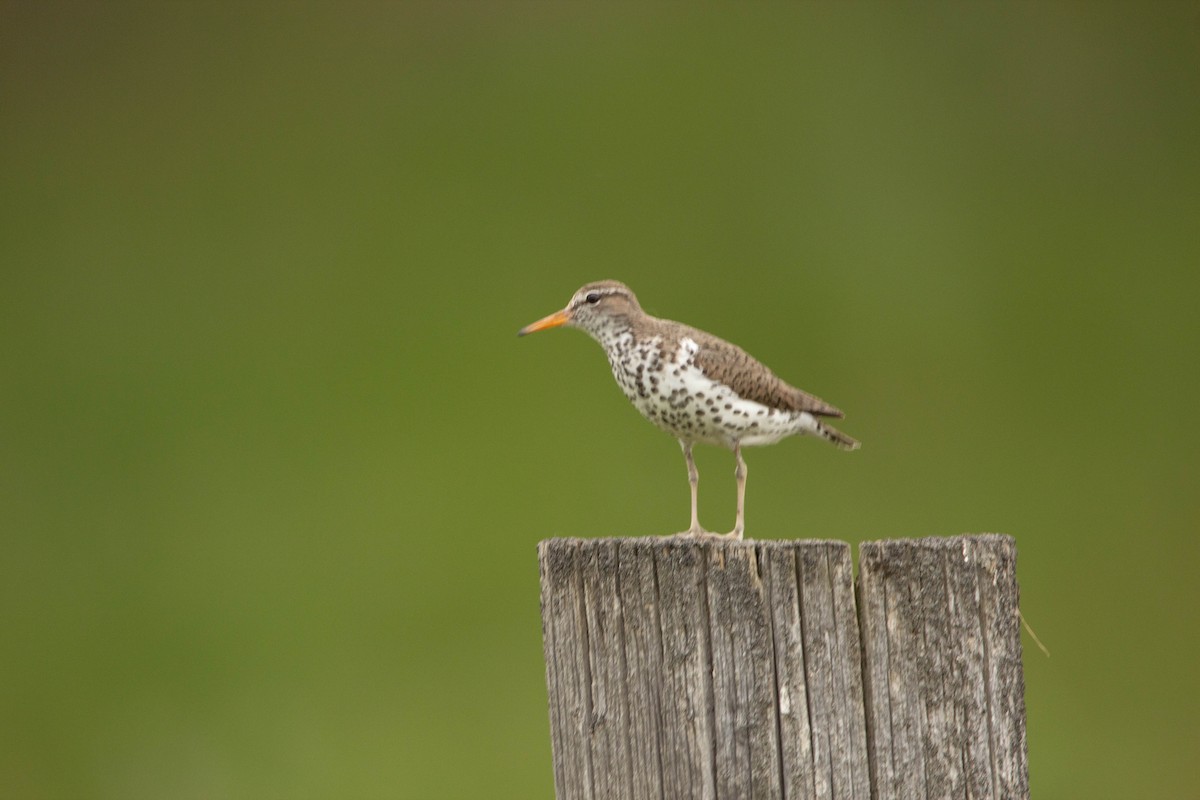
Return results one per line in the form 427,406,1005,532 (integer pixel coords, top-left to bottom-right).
518,280,859,539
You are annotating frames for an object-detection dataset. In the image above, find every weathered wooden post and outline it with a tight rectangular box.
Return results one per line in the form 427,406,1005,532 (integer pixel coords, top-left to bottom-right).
538,534,1027,800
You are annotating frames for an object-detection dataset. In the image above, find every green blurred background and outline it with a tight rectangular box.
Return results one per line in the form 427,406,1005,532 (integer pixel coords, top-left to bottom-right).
3,3,1197,797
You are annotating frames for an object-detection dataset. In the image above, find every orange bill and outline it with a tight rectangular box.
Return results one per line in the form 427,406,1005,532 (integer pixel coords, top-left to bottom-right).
518,309,571,336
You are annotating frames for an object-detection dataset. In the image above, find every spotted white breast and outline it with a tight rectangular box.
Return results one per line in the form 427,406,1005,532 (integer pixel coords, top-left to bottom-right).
605,336,821,449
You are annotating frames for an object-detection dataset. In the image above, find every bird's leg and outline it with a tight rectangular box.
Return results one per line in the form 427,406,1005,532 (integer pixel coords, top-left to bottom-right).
677,440,707,536
726,443,747,540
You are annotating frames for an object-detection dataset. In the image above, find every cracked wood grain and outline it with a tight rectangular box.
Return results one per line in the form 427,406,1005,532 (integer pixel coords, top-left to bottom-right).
539,535,1027,800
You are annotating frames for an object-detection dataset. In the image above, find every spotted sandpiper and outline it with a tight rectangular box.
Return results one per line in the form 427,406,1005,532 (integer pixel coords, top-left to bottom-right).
519,280,859,539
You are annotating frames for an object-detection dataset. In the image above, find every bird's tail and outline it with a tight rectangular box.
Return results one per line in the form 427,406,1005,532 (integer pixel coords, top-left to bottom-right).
815,419,861,451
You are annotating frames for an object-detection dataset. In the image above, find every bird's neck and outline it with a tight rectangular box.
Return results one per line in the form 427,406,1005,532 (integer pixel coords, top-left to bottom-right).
585,313,645,355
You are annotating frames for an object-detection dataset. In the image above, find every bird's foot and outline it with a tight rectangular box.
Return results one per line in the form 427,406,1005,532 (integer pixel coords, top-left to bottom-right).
673,526,743,540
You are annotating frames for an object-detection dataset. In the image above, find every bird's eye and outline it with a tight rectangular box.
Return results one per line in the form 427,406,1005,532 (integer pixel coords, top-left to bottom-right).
585,292,601,305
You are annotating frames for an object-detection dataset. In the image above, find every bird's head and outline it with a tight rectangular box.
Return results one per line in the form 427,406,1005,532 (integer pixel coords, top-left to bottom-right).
518,280,643,340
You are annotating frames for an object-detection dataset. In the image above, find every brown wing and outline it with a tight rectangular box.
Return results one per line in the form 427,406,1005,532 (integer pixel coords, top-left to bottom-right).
687,326,845,417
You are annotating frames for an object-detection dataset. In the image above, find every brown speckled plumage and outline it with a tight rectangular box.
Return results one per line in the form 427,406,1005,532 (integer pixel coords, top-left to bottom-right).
519,280,859,538
684,326,843,417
